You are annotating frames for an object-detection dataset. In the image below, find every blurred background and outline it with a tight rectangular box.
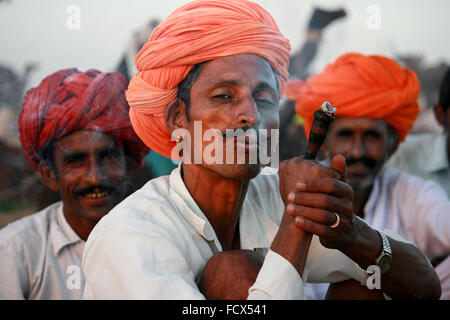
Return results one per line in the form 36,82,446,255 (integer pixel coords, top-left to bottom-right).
1,0,449,227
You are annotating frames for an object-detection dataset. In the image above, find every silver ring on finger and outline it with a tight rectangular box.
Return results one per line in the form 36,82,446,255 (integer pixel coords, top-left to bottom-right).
329,212,340,229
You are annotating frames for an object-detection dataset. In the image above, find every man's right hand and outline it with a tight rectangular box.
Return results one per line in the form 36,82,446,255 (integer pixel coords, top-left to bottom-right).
272,155,350,276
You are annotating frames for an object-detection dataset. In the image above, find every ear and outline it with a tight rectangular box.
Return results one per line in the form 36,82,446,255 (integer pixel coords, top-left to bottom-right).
386,134,400,160
388,138,400,157
164,98,188,135
39,162,60,192
434,104,447,127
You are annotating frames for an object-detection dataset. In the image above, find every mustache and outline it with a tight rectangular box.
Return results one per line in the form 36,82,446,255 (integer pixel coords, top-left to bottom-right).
345,156,377,169
75,183,119,196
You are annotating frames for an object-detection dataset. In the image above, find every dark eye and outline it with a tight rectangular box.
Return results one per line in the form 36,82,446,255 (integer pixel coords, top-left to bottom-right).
336,129,353,137
102,148,122,160
254,91,276,108
214,94,232,100
63,153,85,166
365,130,381,139
256,98,276,108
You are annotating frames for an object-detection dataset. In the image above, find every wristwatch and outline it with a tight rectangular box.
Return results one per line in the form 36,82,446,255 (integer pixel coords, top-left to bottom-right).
375,230,392,276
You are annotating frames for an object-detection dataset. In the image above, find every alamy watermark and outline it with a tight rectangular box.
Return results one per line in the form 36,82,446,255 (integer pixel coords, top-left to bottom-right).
66,265,82,290
171,121,279,172
66,5,81,30
361,265,381,290
366,5,381,30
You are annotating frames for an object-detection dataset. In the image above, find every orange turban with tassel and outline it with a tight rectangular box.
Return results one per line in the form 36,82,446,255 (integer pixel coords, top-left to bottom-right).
286,53,420,141
126,0,291,158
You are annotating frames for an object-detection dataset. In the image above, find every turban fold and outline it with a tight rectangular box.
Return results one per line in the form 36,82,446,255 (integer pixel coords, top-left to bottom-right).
126,0,291,158
18,69,149,171
286,53,420,141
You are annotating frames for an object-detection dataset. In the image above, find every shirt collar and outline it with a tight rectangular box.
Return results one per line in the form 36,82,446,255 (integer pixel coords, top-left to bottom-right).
50,201,84,256
425,132,449,173
169,164,220,248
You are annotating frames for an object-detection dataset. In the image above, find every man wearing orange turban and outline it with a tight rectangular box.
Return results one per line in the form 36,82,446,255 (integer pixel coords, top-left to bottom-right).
82,1,439,300
287,52,450,299
0,69,149,299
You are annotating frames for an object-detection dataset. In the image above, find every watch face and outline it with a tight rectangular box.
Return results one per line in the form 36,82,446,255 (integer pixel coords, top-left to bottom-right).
378,255,392,275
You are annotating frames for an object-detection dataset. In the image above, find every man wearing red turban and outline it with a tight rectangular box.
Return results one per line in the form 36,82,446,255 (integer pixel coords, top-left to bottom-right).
287,52,450,299
0,69,149,299
82,1,439,300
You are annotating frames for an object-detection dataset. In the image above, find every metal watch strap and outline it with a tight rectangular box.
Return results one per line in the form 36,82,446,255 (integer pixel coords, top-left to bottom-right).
375,230,392,276
378,231,392,256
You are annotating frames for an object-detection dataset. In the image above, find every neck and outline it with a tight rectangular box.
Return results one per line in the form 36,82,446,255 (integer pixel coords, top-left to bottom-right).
182,163,251,250
62,208,97,241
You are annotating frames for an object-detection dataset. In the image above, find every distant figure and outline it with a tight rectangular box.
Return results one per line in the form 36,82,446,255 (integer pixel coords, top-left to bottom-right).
115,18,178,178
0,69,149,299
0,63,40,215
387,67,450,198
396,55,448,134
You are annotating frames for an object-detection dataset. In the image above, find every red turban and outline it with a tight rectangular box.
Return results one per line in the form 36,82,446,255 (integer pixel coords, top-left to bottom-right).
18,69,149,171
286,53,420,141
126,0,291,159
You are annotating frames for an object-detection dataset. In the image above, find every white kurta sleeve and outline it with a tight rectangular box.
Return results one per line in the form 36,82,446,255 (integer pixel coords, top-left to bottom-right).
248,250,304,299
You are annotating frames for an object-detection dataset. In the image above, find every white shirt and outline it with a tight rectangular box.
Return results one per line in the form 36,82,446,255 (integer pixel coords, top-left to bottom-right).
364,167,450,260
387,132,450,198
0,202,85,299
364,167,450,300
82,166,367,299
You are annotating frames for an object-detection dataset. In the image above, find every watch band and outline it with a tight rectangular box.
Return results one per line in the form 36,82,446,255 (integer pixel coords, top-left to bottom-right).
375,230,392,275
378,230,392,256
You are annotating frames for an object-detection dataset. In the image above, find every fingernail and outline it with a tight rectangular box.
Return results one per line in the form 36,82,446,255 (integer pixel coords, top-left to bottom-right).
296,181,306,190
295,216,304,225
287,192,295,202
286,203,294,214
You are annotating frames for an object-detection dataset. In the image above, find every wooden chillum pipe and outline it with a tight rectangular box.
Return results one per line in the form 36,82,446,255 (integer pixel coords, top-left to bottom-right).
297,101,336,276
304,101,336,160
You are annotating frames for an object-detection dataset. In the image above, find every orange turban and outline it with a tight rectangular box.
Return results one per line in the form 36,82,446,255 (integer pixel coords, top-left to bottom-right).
126,0,291,158
19,69,150,171
286,53,420,141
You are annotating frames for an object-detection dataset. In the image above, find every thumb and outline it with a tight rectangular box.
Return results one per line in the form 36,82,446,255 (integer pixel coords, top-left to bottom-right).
331,154,347,182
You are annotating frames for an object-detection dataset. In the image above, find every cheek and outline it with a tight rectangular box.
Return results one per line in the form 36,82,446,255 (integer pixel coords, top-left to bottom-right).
260,109,279,128
326,138,350,156
364,141,387,160
105,158,129,180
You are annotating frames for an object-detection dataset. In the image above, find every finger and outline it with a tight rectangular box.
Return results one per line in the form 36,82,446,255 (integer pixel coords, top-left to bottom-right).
285,203,337,226
293,216,332,238
286,191,353,217
331,154,347,182
306,163,342,180
295,178,353,200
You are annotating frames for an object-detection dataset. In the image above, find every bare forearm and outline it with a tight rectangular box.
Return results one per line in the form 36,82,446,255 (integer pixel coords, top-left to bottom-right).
270,211,311,277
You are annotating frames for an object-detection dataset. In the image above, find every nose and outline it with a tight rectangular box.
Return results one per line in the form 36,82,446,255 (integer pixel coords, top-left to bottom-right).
85,158,104,186
350,134,367,159
237,97,260,128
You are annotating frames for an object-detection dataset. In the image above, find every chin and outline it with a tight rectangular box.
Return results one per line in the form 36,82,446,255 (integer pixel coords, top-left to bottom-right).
348,176,375,191
210,163,262,181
